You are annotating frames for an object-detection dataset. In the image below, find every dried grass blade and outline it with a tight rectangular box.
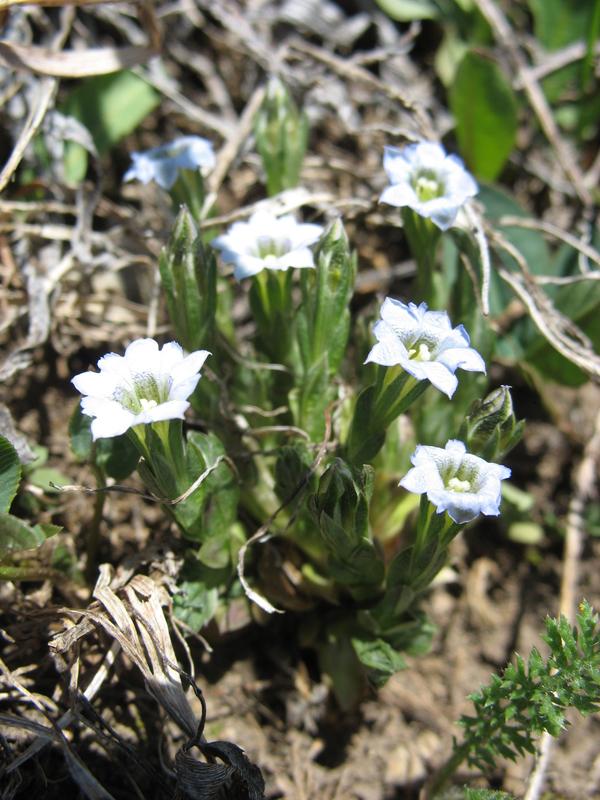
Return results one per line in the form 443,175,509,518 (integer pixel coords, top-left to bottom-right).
0,41,157,77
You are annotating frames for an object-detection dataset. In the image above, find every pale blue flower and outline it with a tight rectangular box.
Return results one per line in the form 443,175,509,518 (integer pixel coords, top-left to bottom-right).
380,142,477,230
72,339,210,439
400,439,511,524
124,136,215,190
365,298,485,398
211,210,323,281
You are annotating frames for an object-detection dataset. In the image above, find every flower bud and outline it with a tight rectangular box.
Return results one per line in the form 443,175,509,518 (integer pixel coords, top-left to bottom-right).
459,385,524,461
254,77,309,196
309,460,383,599
159,206,217,352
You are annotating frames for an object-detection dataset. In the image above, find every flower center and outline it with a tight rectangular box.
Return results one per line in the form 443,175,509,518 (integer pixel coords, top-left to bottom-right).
139,398,158,412
255,236,291,260
412,169,444,202
114,373,171,414
447,477,472,493
441,459,482,494
407,342,433,362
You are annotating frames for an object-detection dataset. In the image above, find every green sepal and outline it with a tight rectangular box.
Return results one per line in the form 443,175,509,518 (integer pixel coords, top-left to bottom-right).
459,385,525,461
248,268,295,366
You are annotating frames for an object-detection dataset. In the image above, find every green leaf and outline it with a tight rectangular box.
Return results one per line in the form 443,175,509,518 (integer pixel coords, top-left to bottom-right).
173,553,230,630
0,435,21,513
352,636,406,688
174,580,220,631
0,513,59,559
62,70,159,183
528,0,592,51
27,467,71,493
450,50,518,180
96,433,140,481
175,431,239,544
374,0,440,20
69,403,93,462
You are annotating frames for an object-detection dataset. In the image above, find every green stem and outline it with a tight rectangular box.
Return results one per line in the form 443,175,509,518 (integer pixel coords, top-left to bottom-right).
0,564,64,581
425,742,471,798
408,495,434,573
85,458,106,584
170,169,205,222
345,371,430,465
402,208,440,305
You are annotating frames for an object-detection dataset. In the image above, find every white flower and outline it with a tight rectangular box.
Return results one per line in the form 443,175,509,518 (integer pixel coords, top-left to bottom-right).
72,339,210,440
211,210,324,281
124,136,215,190
400,439,511,524
365,298,485,398
379,142,478,230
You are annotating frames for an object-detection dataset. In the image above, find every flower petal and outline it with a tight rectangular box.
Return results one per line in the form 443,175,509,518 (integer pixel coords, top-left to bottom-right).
437,347,486,374
71,370,118,399
124,338,160,373
85,400,135,440
365,337,409,367
170,349,210,387
140,399,190,424
418,361,458,397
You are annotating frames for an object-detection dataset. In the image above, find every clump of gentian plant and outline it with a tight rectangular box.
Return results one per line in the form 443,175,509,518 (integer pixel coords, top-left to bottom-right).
71,113,524,718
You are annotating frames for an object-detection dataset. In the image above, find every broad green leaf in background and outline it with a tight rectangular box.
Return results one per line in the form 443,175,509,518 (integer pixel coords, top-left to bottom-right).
62,70,160,183
479,185,600,386
27,467,71,493
0,514,60,560
450,50,518,181
527,0,591,50
0,435,21,513
527,0,598,131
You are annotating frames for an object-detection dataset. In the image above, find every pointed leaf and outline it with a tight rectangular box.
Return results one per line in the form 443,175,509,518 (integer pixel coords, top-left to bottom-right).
0,435,21,513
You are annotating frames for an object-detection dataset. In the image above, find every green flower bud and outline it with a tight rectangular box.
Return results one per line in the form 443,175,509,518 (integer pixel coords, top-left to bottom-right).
159,205,217,352
459,385,524,461
309,460,383,599
254,77,309,196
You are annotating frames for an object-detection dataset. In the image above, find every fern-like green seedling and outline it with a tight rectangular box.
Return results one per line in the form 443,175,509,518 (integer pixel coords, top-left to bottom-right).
429,601,600,795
